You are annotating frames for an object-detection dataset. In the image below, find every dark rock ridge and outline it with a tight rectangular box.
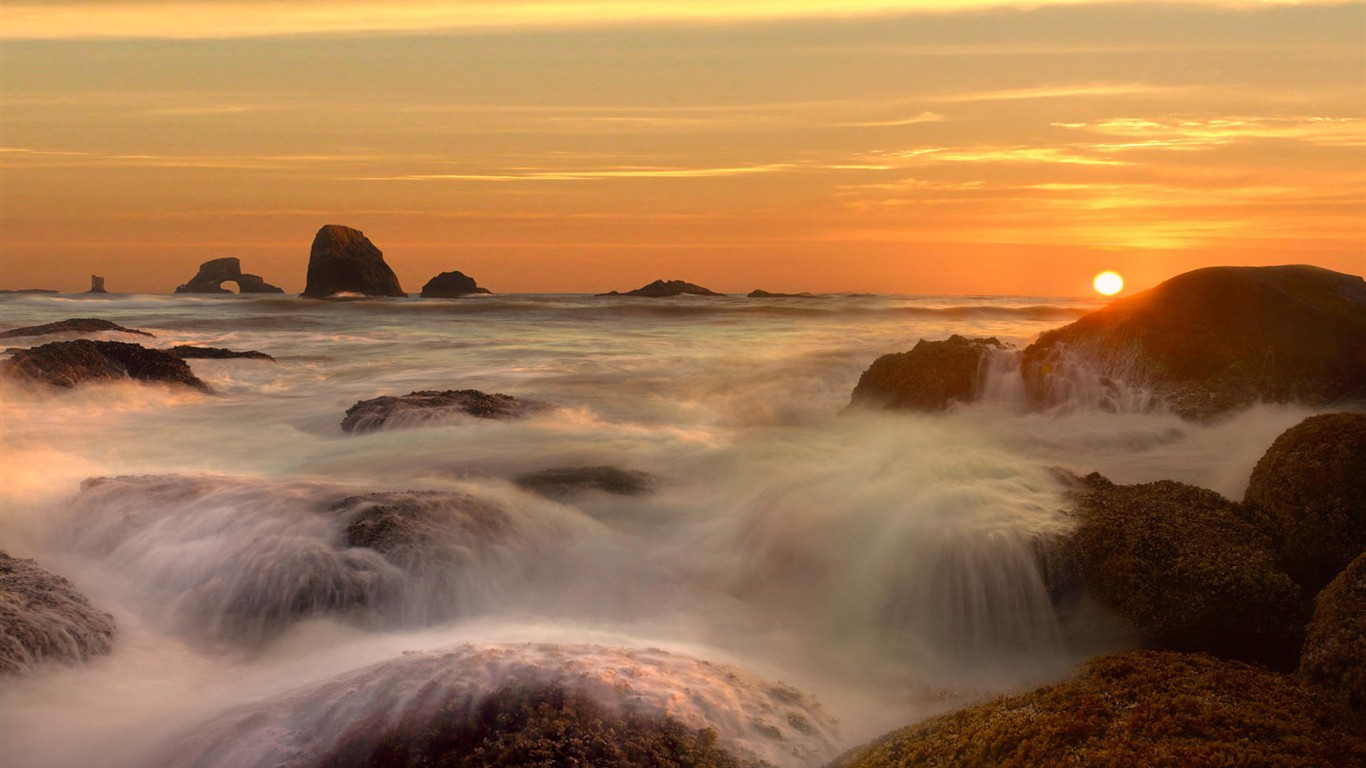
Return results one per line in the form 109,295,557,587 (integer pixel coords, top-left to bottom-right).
0,551,116,675
420,270,492,298
514,466,658,499
749,289,816,298
86,275,107,294
832,650,1366,768
301,224,406,298
1242,411,1366,593
1300,553,1366,713
1064,474,1303,669
174,257,284,294
0,318,153,339
164,345,274,361
1020,265,1366,420
847,335,1008,412
0,288,59,294
342,389,542,433
600,279,722,297
2,340,211,391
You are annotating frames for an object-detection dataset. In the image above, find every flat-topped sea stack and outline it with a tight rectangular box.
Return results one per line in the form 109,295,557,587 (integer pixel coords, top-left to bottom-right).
176,257,284,294
86,275,108,294
419,270,491,298
600,279,721,297
1021,265,1366,420
302,225,406,299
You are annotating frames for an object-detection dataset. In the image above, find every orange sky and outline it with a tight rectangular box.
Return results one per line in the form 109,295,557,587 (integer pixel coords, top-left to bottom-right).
1,1,1363,295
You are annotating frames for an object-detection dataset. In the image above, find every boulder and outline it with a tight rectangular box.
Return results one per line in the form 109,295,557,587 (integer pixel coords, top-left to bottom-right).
514,466,658,499
831,650,1366,768
0,551,116,675
847,335,1008,412
164,345,274,361
341,389,542,433
1242,412,1366,593
174,257,284,294
419,270,492,298
1020,265,1366,420
301,225,406,298
748,289,816,298
0,318,153,339
86,275,107,294
1300,553,1366,712
600,279,722,297
1067,474,1304,668
2,340,211,391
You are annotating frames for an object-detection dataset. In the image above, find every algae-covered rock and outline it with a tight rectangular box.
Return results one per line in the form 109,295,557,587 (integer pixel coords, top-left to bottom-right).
341,389,542,433
2,340,211,391
847,335,1008,412
1300,553,1366,713
0,551,116,675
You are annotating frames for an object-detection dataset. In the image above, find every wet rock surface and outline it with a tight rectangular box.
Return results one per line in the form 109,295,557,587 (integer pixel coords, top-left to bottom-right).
165,345,275,361
0,318,154,339
2,340,211,391
0,551,116,675
847,335,1008,412
302,224,407,298
341,389,543,433
514,466,658,499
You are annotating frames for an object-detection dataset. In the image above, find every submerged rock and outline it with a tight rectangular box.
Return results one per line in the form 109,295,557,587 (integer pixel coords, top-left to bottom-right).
301,225,406,298
86,275,107,294
0,551,115,675
833,650,1366,768
0,318,153,339
419,270,492,298
1067,475,1303,668
514,466,658,499
600,279,722,297
2,340,211,391
1020,265,1366,420
1300,553,1366,713
341,389,541,433
164,345,274,361
1242,411,1366,593
847,335,1008,412
174,257,284,294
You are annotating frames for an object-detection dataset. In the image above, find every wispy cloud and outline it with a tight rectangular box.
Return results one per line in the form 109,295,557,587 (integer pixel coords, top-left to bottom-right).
1055,115,1366,148
362,163,798,182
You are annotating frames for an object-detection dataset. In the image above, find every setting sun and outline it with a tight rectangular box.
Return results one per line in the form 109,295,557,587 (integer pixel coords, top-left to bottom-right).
1093,271,1124,296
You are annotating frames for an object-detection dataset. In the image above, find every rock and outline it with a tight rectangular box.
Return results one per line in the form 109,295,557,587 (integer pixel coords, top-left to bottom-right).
600,279,722,297
1068,475,1303,668
514,466,657,499
847,335,1009,412
2,340,211,391
0,318,154,339
301,225,406,298
164,345,274,361
86,275,107,294
174,257,285,294
0,551,116,675
748,289,816,298
0,288,59,294
341,389,541,433
831,650,1366,768
1242,412,1366,593
1300,553,1366,712
419,270,492,298
1020,265,1366,420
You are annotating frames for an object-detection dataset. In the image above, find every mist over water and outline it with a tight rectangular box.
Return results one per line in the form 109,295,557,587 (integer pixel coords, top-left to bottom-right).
0,293,1322,766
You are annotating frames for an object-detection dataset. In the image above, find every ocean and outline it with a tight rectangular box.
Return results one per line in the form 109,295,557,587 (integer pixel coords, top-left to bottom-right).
0,292,1323,767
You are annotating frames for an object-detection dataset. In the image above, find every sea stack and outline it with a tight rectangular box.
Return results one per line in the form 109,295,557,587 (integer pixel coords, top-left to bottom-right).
301,225,406,299
86,275,108,294
420,270,491,298
176,258,285,294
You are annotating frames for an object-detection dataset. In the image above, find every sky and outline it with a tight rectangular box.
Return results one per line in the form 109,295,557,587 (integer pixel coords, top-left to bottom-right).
1,1,1363,295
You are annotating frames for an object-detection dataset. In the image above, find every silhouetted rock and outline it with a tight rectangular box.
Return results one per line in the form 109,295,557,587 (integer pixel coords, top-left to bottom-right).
420,270,492,298
847,335,1008,412
514,466,657,499
832,650,1366,768
1067,474,1303,668
165,345,274,361
0,288,58,294
341,389,542,433
748,289,816,298
86,275,107,294
1242,412,1366,593
0,318,153,339
1020,265,1366,420
600,279,722,297
1300,553,1366,713
2,340,211,391
0,551,115,675
301,225,406,298
175,257,284,294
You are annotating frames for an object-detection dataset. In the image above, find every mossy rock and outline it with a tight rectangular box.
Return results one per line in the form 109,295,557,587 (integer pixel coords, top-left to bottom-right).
1300,553,1366,713
831,650,1366,768
1243,412,1366,593
1070,475,1303,668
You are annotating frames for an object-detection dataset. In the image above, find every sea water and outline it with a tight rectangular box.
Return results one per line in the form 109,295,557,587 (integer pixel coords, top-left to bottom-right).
0,292,1322,767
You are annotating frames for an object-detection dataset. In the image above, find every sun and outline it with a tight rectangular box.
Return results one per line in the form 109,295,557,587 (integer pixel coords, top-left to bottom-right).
1093,271,1124,296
